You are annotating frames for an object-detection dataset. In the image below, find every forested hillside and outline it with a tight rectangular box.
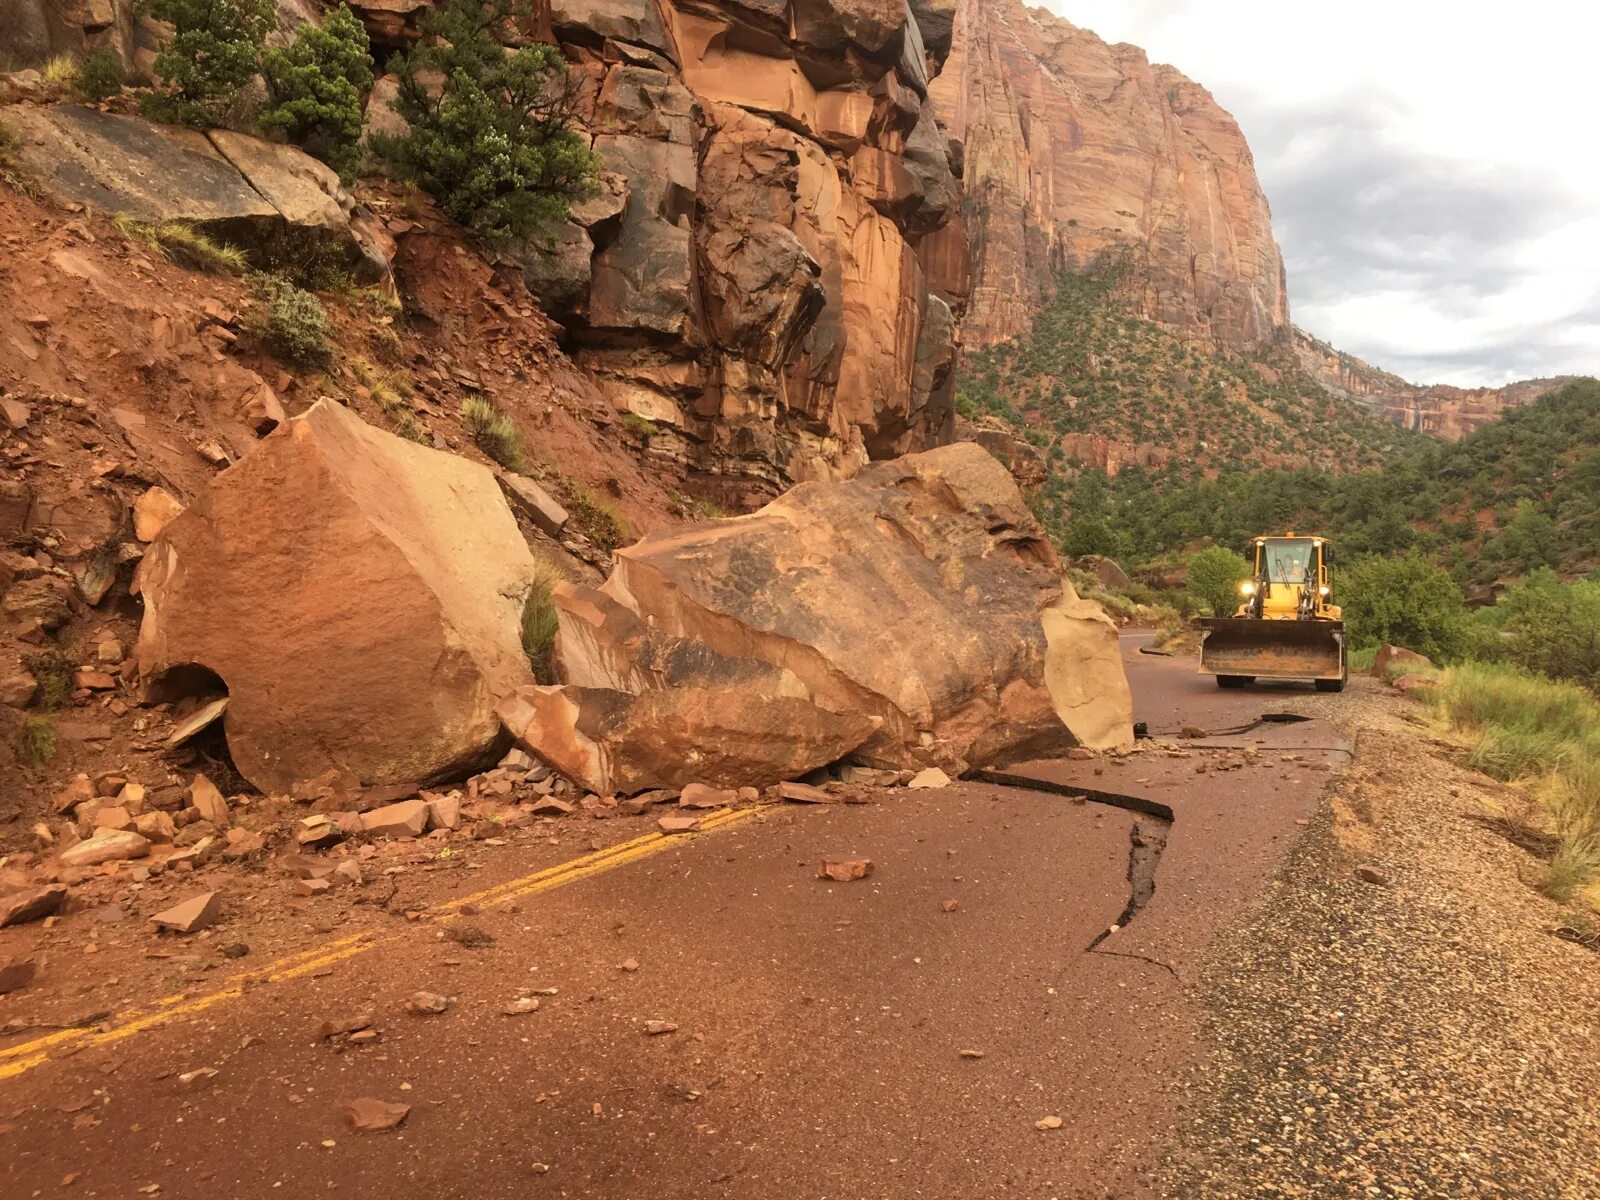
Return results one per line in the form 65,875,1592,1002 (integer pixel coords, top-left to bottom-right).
955,263,1414,484
1067,379,1600,587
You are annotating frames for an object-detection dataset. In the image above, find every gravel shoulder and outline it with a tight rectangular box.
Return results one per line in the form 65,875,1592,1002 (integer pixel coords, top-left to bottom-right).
1160,679,1600,1198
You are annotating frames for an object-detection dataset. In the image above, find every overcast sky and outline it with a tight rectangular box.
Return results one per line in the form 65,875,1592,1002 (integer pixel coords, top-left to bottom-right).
1041,1,1600,387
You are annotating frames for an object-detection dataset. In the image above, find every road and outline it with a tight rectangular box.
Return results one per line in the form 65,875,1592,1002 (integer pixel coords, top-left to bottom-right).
1,633,1350,1199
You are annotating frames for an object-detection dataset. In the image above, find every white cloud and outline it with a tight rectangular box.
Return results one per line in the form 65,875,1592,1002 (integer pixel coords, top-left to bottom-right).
1035,1,1600,385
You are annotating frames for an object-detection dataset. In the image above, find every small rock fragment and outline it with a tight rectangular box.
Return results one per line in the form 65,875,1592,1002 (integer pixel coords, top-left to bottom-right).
133,486,184,542
344,1097,410,1132
59,829,150,868
187,774,230,827
362,800,430,839
0,957,38,994
0,884,68,927
501,997,541,1015
1035,1115,1063,1131
778,781,836,805
643,1020,678,1036
657,815,700,834
1356,865,1388,885
941,899,959,913
407,991,450,1015
908,767,951,790
678,783,734,809
818,858,874,882
152,891,223,934
958,1048,985,1059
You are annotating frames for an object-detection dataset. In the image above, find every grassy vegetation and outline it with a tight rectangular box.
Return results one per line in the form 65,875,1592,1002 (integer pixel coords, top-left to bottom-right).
520,559,561,683
22,649,73,711
0,118,37,195
462,397,528,471
1429,664,1600,902
17,715,57,769
350,359,426,442
75,48,125,102
113,214,250,274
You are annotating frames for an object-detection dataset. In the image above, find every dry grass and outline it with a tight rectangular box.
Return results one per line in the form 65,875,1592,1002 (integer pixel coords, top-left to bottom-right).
113,214,250,274
1431,662,1600,901
566,483,630,551
462,396,528,471
17,715,56,769
521,558,562,683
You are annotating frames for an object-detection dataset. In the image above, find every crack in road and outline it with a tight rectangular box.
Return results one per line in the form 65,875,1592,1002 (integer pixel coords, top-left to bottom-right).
966,769,1177,959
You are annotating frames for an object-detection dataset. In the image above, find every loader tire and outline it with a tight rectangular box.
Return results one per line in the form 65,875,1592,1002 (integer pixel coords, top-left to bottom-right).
1216,675,1253,689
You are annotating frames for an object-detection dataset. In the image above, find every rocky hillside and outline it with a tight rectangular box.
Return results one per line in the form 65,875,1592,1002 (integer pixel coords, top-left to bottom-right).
1293,329,1572,441
927,0,1287,352
3,0,968,508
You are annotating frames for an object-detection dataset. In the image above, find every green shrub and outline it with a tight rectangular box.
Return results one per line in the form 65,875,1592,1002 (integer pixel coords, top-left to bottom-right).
1186,545,1252,617
254,276,331,364
22,650,73,711
140,0,276,128
113,214,249,273
76,48,125,101
369,0,600,244
259,3,372,181
1343,552,1468,661
567,484,629,552
462,396,528,470
1473,570,1600,694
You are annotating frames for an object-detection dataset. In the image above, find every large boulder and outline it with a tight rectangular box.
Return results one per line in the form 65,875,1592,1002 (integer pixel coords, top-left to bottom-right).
0,105,389,281
136,400,540,794
500,442,1133,792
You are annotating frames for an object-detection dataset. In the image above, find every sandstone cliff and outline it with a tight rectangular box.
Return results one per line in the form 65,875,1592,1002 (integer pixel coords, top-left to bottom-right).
1293,329,1570,441
927,0,1287,352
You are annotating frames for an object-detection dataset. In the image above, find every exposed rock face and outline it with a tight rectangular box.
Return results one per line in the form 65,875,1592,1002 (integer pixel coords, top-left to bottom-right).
508,0,965,503
501,441,1133,794
1293,329,1569,441
136,400,539,794
0,105,389,281
927,0,1287,350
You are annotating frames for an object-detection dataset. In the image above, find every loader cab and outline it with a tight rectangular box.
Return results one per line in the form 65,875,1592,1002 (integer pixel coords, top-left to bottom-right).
1238,534,1339,621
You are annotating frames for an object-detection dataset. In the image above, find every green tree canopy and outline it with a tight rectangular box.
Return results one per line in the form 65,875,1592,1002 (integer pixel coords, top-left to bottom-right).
260,3,374,181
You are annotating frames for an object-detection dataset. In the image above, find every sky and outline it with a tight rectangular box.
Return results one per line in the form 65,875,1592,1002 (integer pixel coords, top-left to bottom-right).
1040,1,1600,387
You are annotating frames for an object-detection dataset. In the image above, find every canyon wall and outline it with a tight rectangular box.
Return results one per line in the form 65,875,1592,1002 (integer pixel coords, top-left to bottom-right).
1293,329,1570,441
926,0,1287,352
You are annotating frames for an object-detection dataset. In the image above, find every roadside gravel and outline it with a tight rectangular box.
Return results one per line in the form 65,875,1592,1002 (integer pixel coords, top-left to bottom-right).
1159,681,1600,1198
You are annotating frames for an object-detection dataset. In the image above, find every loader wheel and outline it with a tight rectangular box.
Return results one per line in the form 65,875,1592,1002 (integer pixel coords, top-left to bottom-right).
1217,675,1253,689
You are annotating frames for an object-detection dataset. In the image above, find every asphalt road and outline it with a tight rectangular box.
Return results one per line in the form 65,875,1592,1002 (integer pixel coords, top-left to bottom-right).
1,634,1349,1199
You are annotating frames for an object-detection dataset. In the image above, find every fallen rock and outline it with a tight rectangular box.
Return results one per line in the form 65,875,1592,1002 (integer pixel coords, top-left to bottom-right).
0,957,38,994
643,1019,678,1036
1372,645,1434,677
498,474,570,539
1356,865,1388,886
137,400,540,794
296,815,343,847
678,783,734,809
908,767,951,790
296,878,333,896
1035,1115,1063,1131
187,774,230,827
778,782,837,805
0,884,68,927
344,1098,411,1132
513,443,1133,794
1391,673,1439,696
133,487,184,543
59,829,149,868
657,815,701,834
166,697,229,748
134,811,178,842
52,774,95,815
501,997,541,1016
151,891,223,934
424,794,461,831
407,991,450,1015
361,800,430,839
818,858,874,882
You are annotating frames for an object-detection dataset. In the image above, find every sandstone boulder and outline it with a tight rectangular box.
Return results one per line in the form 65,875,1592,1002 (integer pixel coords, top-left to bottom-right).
1372,645,1434,677
0,105,389,282
136,399,541,794
502,442,1132,792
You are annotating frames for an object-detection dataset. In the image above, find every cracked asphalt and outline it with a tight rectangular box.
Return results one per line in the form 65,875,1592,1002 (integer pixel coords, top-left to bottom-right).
1,635,1349,1198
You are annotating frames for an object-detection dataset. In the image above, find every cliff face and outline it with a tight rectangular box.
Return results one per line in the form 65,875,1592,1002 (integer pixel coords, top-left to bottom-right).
927,0,1288,352
1293,330,1570,441
521,0,966,500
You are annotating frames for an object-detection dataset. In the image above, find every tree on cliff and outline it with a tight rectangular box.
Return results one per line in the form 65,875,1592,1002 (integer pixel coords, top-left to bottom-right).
370,0,600,245
259,3,374,182
140,0,277,127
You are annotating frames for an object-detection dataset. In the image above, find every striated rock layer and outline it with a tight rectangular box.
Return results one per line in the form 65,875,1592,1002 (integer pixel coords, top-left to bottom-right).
1293,329,1570,441
927,0,1287,351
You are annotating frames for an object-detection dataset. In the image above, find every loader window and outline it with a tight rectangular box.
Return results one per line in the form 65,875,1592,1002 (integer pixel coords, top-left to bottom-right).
1263,540,1315,585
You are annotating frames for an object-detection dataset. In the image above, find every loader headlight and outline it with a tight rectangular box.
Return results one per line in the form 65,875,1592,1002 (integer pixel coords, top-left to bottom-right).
1319,586,1330,597
1239,581,1256,597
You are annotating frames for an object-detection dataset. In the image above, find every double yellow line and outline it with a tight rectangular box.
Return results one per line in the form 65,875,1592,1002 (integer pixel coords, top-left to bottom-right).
0,806,758,1082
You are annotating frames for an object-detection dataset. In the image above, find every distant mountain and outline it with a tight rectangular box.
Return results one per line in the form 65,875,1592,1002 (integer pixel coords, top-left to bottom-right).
1293,329,1572,441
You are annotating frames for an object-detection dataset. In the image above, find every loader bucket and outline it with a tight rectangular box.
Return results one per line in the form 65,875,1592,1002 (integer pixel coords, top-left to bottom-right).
1196,618,1346,682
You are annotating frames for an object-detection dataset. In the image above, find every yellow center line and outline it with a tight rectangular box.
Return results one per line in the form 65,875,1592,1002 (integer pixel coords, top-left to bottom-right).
0,806,760,1082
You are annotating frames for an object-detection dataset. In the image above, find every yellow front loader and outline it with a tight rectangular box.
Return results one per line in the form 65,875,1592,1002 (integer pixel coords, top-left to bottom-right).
1196,533,1347,692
